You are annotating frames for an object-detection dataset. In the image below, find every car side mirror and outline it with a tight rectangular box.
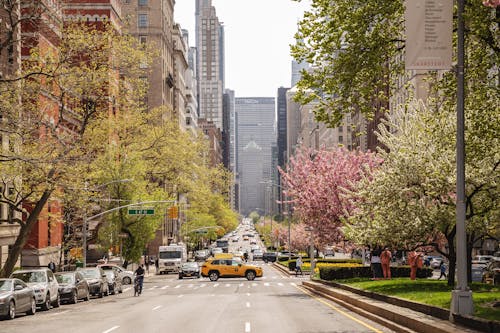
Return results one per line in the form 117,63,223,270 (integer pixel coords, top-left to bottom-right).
14,285,24,291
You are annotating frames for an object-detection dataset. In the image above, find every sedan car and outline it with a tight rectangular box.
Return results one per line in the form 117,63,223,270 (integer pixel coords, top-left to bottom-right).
10,268,60,311
77,267,109,298
55,271,90,304
178,262,201,279
194,250,210,262
252,249,263,261
98,264,134,285
103,270,122,295
482,259,500,285
0,278,36,320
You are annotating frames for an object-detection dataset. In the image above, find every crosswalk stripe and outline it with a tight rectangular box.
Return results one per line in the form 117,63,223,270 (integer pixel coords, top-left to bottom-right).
278,283,283,286
225,284,231,287
213,283,219,288
161,285,169,290
174,285,181,289
264,283,270,287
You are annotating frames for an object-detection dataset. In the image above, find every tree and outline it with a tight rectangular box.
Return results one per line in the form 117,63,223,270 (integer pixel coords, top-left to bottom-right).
279,147,380,248
0,21,151,277
291,0,499,127
344,100,499,286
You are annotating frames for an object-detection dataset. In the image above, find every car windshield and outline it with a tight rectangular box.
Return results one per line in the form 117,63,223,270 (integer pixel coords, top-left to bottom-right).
11,271,47,283
182,263,198,269
159,251,181,259
79,269,100,279
0,280,12,291
56,274,74,284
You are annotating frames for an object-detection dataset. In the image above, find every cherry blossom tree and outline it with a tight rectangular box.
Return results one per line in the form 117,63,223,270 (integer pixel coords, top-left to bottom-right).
279,148,380,248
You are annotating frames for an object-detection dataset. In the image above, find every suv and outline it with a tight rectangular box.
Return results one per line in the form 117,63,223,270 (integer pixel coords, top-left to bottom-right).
262,252,277,263
77,267,109,298
10,268,60,311
201,258,263,281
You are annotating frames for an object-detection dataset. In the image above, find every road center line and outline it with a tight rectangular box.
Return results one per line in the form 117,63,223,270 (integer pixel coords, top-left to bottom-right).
152,305,162,311
246,302,250,308
246,293,251,296
102,326,120,333
245,322,251,332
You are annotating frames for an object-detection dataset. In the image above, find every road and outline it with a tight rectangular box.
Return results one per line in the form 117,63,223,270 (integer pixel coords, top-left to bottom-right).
1,264,396,333
2,224,396,332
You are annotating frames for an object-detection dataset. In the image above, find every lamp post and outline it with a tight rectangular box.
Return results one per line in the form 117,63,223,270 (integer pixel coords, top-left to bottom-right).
81,178,133,267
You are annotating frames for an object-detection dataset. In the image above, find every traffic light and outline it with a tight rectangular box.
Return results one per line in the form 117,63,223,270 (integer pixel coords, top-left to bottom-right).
168,206,178,219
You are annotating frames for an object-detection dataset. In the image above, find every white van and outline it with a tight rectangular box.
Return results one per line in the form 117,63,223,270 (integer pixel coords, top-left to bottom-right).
157,243,187,274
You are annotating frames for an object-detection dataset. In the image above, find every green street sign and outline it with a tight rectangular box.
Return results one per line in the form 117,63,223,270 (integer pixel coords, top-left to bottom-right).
128,208,154,215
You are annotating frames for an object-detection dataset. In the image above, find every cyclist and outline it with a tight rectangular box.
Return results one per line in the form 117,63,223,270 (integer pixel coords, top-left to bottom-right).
134,264,145,296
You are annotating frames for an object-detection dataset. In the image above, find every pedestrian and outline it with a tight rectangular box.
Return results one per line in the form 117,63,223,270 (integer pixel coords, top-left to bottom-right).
295,256,303,276
243,251,248,262
408,250,422,280
380,247,392,279
144,255,150,274
155,257,159,274
370,246,382,279
48,261,56,273
438,261,447,280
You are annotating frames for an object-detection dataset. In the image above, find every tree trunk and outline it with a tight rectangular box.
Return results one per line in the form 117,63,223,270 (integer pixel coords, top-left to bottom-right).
0,190,53,277
447,233,456,287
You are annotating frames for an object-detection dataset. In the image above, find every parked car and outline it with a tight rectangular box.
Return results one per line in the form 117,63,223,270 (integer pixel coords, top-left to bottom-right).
77,267,109,298
429,256,444,269
55,271,90,304
98,264,134,285
194,250,210,262
103,270,122,295
252,249,263,261
179,262,201,279
471,263,486,282
10,268,60,311
0,278,36,320
473,255,494,263
262,252,278,263
201,258,263,281
482,259,500,285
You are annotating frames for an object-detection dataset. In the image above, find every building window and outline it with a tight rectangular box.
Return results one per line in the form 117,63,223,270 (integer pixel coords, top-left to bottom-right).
339,135,343,143
138,0,147,5
186,117,191,126
138,14,148,28
139,35,147,45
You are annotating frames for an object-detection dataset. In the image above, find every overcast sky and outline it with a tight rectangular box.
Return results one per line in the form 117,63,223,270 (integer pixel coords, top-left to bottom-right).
174,0,310,98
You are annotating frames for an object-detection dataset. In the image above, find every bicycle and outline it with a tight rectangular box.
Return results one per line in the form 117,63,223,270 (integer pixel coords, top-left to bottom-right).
134,275,144,296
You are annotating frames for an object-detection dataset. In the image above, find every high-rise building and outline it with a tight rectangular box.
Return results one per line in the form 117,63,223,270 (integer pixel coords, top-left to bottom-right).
195,0,224,129
122,0,175,111
291,59,309,87
222,89,236,210
235,97,276,215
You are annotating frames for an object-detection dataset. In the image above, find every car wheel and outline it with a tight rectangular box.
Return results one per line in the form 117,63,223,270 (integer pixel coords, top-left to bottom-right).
71,290,78,304
41,293,51,311
27,298,36,315
7,300,15,320
208,271,219,281
123,276,131,285
246,270,256,281
53,293,60,308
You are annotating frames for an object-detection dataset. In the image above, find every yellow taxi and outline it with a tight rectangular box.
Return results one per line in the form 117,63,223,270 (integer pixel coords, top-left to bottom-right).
201,258,263,281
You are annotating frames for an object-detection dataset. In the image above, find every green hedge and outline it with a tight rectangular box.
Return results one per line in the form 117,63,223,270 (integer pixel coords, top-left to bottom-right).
285,258,362,271
319,266,433,280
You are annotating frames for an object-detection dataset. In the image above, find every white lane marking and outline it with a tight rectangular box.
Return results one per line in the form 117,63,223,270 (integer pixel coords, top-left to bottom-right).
188,284,193,288
123,287,132,292
252,283,257,287
213,283,219,288
149,286,158,290
246,302,251,308
239,283,244,287
225,284,231,287
174,285,181,289
200,283,206,288
290,282,297,286
210,294,216,296
278,283,283,286
102,326,120,333
245,322,251,333
247,285,250,289
161,285,169,290
246,293,251,296
264,282,270,287
152,305,162,311
50,310,70,316
178,294,184,298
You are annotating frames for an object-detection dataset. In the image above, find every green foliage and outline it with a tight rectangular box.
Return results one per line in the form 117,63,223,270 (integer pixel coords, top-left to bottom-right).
319,266,432,280
249,211,260,224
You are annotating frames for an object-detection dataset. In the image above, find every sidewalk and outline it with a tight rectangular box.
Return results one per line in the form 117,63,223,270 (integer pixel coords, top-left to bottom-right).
271,262,489,333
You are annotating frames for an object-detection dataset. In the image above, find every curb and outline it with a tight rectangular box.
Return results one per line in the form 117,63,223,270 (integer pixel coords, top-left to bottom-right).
302,280,480,333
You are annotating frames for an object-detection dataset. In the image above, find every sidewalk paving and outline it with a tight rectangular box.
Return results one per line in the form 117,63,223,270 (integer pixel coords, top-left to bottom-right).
272,262,484,333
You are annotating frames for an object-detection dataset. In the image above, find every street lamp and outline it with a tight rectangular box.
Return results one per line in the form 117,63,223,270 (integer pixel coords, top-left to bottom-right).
82,178,133,267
